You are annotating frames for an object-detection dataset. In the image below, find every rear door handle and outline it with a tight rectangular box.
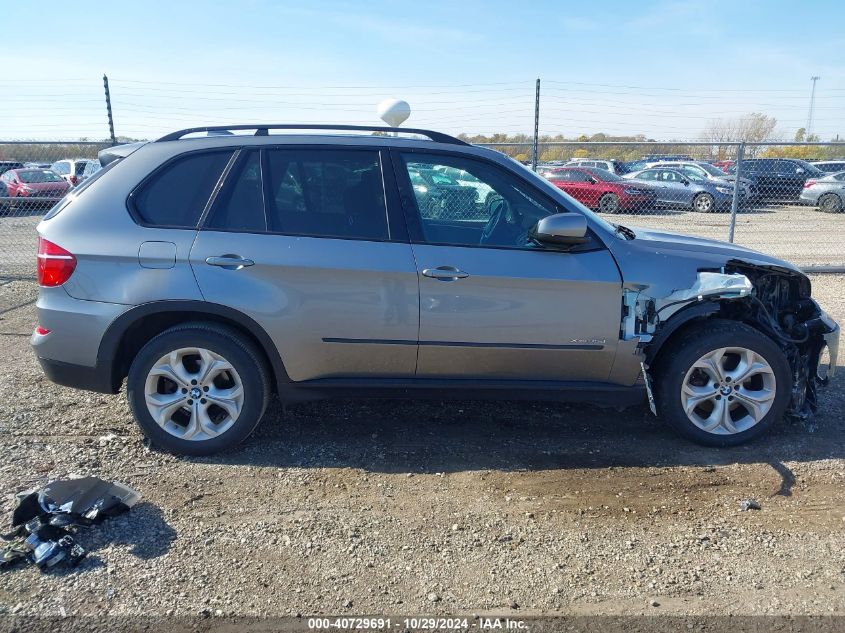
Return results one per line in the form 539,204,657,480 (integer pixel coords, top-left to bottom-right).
205,255,255,269
422,266,469,281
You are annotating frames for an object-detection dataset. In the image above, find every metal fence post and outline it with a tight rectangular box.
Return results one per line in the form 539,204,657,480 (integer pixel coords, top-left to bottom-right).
728,142,745,243
531,78,540,171
103,74,117,146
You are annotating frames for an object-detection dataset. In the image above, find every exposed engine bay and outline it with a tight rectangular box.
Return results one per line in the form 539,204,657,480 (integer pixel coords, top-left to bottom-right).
623,259,838,419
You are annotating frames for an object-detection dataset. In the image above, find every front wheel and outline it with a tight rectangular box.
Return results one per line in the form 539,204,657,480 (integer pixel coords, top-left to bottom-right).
127,322,270,455
818,193,843,213
598,193,620,214
653,320,791,446
692,192,715,213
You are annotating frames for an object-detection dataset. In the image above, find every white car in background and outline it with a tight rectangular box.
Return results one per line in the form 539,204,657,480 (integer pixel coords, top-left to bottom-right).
564,158,629,175
50,158,97,187
433,165,496,206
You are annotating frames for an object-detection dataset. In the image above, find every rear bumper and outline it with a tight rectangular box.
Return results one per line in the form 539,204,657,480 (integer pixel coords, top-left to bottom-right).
36,356,117,394
799,191,819,205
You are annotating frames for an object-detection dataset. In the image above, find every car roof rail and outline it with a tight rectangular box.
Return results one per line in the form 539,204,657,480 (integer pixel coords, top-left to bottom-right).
156,124,469,145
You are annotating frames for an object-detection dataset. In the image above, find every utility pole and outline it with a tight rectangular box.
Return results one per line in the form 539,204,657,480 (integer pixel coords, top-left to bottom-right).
806,75,820,139
103,74,117,146
531,78,540,171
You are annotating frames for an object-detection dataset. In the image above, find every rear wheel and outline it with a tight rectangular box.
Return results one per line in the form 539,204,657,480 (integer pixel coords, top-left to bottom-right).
598,193,620,214
653,320,791,446
818,193,843,213
127,323,270,455
693,192,715,213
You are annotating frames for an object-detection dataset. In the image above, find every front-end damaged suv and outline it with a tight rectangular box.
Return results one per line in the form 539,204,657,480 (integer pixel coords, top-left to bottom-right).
31,125,839,455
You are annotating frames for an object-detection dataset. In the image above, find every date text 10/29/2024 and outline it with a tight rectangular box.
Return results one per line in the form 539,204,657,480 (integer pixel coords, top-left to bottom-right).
307,617,529,630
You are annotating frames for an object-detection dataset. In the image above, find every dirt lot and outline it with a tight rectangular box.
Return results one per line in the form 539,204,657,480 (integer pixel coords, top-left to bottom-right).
0,275,843,621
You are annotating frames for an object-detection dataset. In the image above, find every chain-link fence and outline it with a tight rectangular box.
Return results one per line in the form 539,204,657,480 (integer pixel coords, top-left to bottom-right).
1,140,844,279
0,142,109,277
480,141,845,270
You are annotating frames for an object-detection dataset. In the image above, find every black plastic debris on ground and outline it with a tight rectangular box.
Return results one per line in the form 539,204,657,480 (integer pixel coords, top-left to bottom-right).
1,476,141,570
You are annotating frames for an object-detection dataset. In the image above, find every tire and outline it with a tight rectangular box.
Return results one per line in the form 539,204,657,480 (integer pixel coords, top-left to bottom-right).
653,319,791,447
598,193,620,214
127,322,271,456
818,193,843,213
692,192,715,213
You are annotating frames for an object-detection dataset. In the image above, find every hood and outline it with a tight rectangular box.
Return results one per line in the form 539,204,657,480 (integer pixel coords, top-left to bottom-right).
626,226,803,273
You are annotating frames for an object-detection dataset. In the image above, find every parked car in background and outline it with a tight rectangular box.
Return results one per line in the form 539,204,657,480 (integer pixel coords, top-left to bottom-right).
648,161,757,201
408,167,480,219
542,166,656,213
50,158,96,187
642,154,694,162
0,161,25,175
563,158,631,175
0,168,70,207
0,179,8,214
712,159,735,172
799,171,845,213
24,162,52,169
78,160,102,183
624,167,737,212
810,160,845,174
726,158,824,200
433,165,495,207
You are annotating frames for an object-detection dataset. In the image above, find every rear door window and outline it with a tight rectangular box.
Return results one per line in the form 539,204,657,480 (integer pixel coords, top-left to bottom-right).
133,150,233,228
264,148,388,240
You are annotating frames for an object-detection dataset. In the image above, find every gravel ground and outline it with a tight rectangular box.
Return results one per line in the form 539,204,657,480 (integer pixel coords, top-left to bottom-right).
0,276,843,620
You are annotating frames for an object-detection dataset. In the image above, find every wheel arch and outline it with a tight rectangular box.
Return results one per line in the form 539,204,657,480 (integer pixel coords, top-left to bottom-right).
644,302,720,369
98,300,290,393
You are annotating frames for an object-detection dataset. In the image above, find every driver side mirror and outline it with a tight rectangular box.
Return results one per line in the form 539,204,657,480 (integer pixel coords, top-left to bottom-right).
529,213,588,246
682,179,690,186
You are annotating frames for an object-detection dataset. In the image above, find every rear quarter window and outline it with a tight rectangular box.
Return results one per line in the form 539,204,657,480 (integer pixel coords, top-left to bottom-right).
132,150,233,228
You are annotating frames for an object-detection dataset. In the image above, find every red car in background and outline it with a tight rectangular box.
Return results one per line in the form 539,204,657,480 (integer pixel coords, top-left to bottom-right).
540,166,655,213
712,159,734,172
0,168,70,207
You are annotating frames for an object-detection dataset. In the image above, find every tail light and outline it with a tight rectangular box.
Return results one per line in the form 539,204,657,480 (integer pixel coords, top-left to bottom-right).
803,180,816,188
37,236,76,286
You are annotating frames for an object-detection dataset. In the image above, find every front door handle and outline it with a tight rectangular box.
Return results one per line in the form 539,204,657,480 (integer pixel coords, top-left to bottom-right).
206,255,255,270
422,266,469,281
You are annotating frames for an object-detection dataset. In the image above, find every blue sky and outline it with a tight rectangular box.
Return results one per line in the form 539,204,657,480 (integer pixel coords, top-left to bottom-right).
2,0,843,140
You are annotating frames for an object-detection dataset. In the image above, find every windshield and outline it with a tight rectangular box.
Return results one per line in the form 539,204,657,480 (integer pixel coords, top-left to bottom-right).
698,163,729,177
794,160,825,177
18,169,64,183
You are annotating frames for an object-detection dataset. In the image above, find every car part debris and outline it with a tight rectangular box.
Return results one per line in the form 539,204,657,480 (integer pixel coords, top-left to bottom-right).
640,361,657,416
740,499,761,511
1,476,140,571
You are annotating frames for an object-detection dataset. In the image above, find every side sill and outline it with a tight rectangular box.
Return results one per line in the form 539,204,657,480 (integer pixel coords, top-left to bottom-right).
279,378,646,407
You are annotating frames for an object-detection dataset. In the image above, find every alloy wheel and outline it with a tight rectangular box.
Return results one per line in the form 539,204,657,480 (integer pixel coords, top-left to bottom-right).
680,347,776,435
694,194,714,212
144,347,244,441
599,194,620,213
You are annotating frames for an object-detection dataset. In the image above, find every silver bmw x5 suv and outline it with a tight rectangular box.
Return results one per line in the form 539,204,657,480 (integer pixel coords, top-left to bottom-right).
32,125,839,455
